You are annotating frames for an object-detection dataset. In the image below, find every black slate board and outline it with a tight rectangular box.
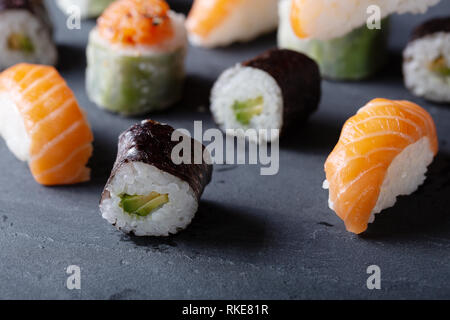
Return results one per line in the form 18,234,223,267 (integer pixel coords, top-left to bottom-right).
0,0,449,299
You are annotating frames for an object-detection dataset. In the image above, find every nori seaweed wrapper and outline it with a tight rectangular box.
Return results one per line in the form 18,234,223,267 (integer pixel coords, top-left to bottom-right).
102,120,212,202
410,17,450,42
0,0,52,30
243,49,321,132
0,0,42,13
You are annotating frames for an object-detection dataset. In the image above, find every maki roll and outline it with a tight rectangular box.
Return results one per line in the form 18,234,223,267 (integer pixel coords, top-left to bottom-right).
186,0,279,48
280,0,441,80
324,98,438,234
403,17,450,103
210,49,321,144
0,0,57,70
0,64,93,186
100,120,212,236
56,0,115,19
86,0,187,116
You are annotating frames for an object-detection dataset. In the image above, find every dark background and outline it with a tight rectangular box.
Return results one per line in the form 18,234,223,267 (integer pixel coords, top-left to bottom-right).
0,0,449,299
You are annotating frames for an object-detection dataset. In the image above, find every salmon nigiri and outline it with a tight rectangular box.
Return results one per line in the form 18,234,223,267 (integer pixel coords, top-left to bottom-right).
0,63,94,186
323,98,438,234
290,0,441,40
186,0,279,48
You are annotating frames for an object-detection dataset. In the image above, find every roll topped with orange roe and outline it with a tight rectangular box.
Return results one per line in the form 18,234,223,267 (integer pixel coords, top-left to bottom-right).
86,0,187,116
97,0,173,46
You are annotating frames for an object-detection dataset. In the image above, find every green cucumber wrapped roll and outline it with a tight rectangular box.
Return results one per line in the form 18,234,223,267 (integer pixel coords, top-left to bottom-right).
278,0,389,81
86,0,187,116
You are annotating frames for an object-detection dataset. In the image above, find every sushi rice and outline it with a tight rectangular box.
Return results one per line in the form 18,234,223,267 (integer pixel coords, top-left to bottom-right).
100,162,199,237
211,65,284,144
0,91,30,161
369,137,434,222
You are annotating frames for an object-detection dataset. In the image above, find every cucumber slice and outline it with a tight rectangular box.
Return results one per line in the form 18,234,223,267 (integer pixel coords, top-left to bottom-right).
7,33,34,54
232,96,264,125
119,192,169,217
429,56,450,77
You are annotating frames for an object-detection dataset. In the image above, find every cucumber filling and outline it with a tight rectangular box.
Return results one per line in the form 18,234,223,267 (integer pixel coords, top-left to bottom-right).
429,56,450,77
7,33,34,54
232,96,264,125
119,192,169,217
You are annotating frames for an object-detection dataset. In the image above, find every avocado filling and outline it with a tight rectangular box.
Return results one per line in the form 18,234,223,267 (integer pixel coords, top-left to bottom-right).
119,192,169,217
429,56,450,77
7,33,35,54
232,96,264,125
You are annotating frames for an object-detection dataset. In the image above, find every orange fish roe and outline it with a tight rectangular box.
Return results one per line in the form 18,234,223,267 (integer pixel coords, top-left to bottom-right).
97,0,174,46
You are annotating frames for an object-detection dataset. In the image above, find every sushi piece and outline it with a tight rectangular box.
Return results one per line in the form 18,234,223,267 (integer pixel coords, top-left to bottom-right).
282,0,441,80
289,0,441,41
323,98,438,234
186,0,279,48
0,63,94,186
86,0,187,116
0,0,57,70
56,0,115,19
278,0,390,80
403,17,450,103
210,49,321,144
100,120,212,236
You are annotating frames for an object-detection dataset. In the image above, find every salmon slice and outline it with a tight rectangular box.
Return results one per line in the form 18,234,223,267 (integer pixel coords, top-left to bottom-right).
186,0,278,47
0,63,94,186
186,0,242,38
324,98,438,234
97,0,174,46
290,0,441,40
